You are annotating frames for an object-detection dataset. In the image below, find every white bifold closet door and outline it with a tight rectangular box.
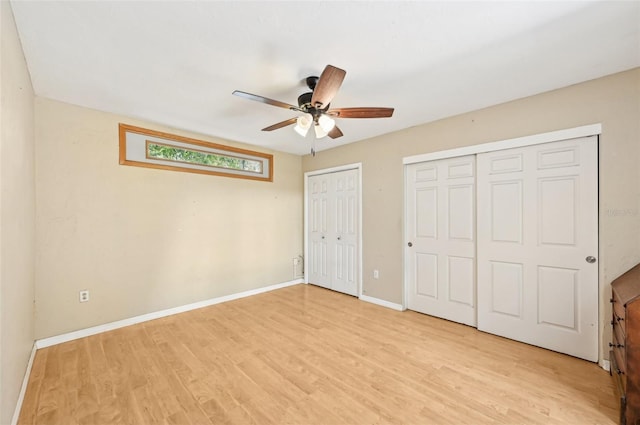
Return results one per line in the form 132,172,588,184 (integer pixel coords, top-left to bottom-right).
476,137,598,362
405,156,476,326
308,169,359,296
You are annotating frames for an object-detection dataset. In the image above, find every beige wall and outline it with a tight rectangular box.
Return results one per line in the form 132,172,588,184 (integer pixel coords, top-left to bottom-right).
0,1,36,423
302,68,640,363
35,98,303,339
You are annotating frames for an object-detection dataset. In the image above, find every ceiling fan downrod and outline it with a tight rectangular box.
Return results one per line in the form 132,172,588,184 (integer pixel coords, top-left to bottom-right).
306,76,319,91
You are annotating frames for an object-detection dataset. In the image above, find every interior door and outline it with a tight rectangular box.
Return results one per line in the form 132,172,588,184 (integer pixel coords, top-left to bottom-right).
406,156,476,326
476,137,598,361
307,169,359,296
332,169,359,296
308,173,330,289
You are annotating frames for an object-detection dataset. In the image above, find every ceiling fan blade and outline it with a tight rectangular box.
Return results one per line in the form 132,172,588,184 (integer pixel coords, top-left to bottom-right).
261,117,297,131
233,90,301,111
311,65,346,108
328,125,343,139
327,107,394,118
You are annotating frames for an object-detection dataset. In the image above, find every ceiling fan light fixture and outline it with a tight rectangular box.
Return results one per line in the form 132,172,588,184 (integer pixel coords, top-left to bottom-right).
314,124,328,139
294,113,313,137
233,64,394,141
317,115,335,132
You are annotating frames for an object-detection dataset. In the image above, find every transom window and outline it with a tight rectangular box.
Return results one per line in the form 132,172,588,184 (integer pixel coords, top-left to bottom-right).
119,124,273,181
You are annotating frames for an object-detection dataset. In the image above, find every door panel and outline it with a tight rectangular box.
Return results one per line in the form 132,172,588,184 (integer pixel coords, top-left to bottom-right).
448,185,474,240
416,188,438,238
489,261,523,318
416,253,438,298
406,155,476,326
490,181,522,243
538,177,576,245
332,169,359,296
448,256,474,306
477,137,598,362
308,174,331,288
537,266,578,330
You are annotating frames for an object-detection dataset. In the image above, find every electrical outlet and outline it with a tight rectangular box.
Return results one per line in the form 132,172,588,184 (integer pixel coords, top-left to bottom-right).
79,290,89,303
373,269,379,279
293,256,304,278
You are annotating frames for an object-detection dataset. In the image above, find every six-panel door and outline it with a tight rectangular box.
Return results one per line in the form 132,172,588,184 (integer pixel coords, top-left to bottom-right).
405,155,477,326
476,137,598,361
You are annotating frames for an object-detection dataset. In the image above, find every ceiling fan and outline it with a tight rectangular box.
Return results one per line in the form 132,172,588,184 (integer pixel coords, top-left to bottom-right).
232,64,394,146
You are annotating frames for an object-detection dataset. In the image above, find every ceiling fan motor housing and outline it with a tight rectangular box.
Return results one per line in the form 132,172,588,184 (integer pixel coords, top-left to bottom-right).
298,75,323,109
298,91,329,120
297,92,313,108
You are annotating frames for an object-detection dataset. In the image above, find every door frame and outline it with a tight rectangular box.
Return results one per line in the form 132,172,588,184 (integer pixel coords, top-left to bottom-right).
402,124,601,166
304,163,363,297
402,123,605,363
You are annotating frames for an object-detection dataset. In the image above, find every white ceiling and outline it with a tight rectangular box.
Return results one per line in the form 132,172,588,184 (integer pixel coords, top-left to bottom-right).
10,1,640,155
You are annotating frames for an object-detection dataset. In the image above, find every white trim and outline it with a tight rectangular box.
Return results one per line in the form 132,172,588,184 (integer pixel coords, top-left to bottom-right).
11,343,37,425
402,164,409,310
35,279,302,349
359,294,405,311
357,166,363,298
600,359,610,372
303,163,363,297
403,124,602,165
304,162,363,177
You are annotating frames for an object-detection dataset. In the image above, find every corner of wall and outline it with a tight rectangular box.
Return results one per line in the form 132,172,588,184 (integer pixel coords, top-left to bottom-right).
1,1,37,423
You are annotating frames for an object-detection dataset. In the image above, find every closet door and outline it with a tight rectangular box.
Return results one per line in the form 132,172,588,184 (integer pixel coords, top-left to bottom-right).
332,169,359,296
477,137,598,362
307,169,359,296
406,156,476,326
308,173,331,289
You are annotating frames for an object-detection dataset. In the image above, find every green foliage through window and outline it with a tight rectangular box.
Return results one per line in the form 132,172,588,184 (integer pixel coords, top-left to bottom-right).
120,124,273,181
147,142,262,173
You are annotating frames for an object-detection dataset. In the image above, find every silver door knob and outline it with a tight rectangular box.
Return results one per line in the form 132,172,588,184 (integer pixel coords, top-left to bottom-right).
586,256,596,263
337,236,341,240
408,242,413,247
321,236,325,239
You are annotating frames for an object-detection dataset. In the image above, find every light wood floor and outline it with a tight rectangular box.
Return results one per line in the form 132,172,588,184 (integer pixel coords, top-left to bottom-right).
19,284,617,424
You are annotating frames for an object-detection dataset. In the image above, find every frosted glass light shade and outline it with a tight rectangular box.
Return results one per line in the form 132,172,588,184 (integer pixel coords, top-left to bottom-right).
314,124,328,138
294,113,312,137
294,124,309,137
317,115,335,132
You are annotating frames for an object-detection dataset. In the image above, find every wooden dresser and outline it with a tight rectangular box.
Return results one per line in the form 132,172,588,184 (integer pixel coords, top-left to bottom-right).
611,263,640,425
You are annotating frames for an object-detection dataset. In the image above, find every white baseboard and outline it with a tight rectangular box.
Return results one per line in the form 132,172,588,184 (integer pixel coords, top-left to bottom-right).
359,294,404,311
600,359,610,372
11,342,37,425
36,279,303,349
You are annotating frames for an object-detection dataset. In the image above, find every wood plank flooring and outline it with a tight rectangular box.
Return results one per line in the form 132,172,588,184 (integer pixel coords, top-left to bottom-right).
19,284,617,424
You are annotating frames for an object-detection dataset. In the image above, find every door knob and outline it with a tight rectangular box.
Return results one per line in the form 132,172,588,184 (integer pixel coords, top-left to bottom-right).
586,256,596,263
321,236,325,239
337,236,341,240
408,242,413,247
